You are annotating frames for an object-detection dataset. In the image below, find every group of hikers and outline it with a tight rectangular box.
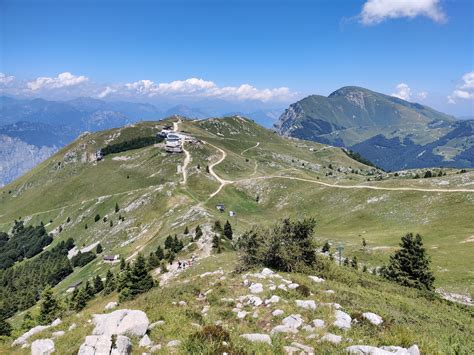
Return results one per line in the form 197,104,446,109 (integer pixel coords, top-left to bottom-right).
177,255,196,270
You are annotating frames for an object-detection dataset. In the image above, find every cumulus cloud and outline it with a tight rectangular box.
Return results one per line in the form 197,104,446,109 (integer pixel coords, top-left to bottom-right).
360,0,447,25
27,72,89,91
392,83,412,101
448,71,474,103
417,91,428,100
97,86,117,98
0,73,15,85
122,77,295,102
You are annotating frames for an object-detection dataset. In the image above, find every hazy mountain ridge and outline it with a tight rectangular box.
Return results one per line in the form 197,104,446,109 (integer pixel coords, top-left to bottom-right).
275,87,472,170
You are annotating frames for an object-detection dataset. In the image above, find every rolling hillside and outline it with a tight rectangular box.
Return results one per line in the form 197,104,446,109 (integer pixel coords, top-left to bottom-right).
275,87,474,171
0,116,473,353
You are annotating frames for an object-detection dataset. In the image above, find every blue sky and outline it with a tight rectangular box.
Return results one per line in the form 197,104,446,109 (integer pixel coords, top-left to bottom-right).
1,0,473,115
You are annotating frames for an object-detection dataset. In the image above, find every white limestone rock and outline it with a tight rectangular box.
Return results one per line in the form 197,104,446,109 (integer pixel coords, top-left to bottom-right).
296,300,316,310
308,275,325,283
246,295,263,307
92,309,149,337
333,310,352,330
249,283,264,294
68,323,77,331
105,302,118,310
320,333,342,344
52,331,65,338
271,325,298,334
362,312,383,326
139,334,153,348
265,295,280,304
240,333,271,345
288,283,299,289
148,320,165,330
111,336,132,355
312,319,325,328
166,340,181,347
31,339,55,355
272,309,284,316
282,314,304,329
291,341,314,354
12,325,50,346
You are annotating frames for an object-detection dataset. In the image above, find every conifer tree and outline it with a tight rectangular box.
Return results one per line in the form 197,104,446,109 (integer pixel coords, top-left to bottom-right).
184,226,189,235
96,243,103,254
155,245,164,260
120,257,126,271
73,288,88,312
224,220,233,240
103,270,116,295
382,233,434,291
194,225,203,240
93,275,104,294
322,241,331,253
164,235,174,250
38,286,61,325
115,202,120,213
84,280,95,300
119,254,154,301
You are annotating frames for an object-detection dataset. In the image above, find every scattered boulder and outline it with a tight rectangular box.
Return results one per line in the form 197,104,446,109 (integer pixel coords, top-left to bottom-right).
312,319,325,328
105,302,118,310
246,295,263,307
272,309,284,316
288,283,299,289
31,339,55,355
12,325,50,346
240,333,272,345
78,335,131,355
261,268,274,276
50,318,62,327
347,344,419,355
296,300,316,310
178,301,187,306
166,340,181,348
148,320,165,330
362,312,383,326
150,344,162,352
278,284,288,291
237,311,249,319
320,333,342,344
249,283,264,293
265,295,280,304
201,305,210,314
271,325,298,334
282,314,304,329
333,310,352,330
92,309,149,337
284,345,301,354
291,341,314,354
52,331,65,338
68,323,77,331
308,276,325,283
139,334,153,348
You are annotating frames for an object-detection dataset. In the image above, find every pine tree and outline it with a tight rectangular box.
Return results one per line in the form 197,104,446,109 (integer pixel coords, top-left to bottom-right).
351,256,358,269
120,257,126,270
322,241,331,253
117,264,131,292
382,233,435,291
96,243,103,254
194,225,203,241
93,275,104,294
147,252,160,269
155,245,164,260
103,270,116,295
164,235,174,250
223,220,233,240
94,214,101,222
73,288,88,312
84,280,95,300
184,226,189,235
206,165,210,173
120,254,154,301
115,202,120,213
38,286,61,325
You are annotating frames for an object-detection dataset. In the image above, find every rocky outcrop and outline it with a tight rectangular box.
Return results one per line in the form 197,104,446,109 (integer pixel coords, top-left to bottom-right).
31,339,55,355
78,335,131,355
91,309,149,337
346,344,420,355
240,333,272,345
12,318,61,347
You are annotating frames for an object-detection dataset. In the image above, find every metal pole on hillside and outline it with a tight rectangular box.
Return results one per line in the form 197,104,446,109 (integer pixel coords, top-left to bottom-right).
337,243,344,266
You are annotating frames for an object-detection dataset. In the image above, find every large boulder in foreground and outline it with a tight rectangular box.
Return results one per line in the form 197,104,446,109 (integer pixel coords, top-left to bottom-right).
92,309,149,337
31,339,55,355
78,335,132,355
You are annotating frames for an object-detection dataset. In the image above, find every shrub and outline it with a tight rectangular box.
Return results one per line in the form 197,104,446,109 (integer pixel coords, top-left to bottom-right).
239,218,319,273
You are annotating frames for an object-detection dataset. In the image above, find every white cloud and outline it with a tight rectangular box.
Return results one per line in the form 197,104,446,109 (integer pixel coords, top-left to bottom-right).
0,72,296,103
447,71,474,104
417,91,428,100
122,77,295,102
360,0,446,25
97,86,116,98
27,72,89,91
0,73,15,85
391,83,411,101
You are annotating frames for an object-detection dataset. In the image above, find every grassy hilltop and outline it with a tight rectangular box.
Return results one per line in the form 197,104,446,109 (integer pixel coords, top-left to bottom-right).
0,116,473,353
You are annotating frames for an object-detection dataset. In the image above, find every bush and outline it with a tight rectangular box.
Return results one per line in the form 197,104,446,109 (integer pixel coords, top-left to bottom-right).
239,218,319,273
101,136,157,156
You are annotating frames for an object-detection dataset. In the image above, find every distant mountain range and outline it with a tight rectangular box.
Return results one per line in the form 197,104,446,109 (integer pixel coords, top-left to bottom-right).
275,87,474,171
0,96,282,185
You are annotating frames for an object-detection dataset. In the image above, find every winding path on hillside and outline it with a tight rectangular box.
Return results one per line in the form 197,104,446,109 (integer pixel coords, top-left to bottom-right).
205,141,232,199
174,120,191,185
240,141,260,155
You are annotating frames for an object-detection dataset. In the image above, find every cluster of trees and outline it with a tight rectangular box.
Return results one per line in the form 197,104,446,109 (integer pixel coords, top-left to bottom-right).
212,220,233,253
343,149,377,168
0,238,75,332
0,221,53,269
165,235,184,254
238,218,318,273
100,136,158,156
71,251,96,268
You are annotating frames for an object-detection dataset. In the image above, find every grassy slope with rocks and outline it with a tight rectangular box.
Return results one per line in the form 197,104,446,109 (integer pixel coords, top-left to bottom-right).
0,116,473,353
